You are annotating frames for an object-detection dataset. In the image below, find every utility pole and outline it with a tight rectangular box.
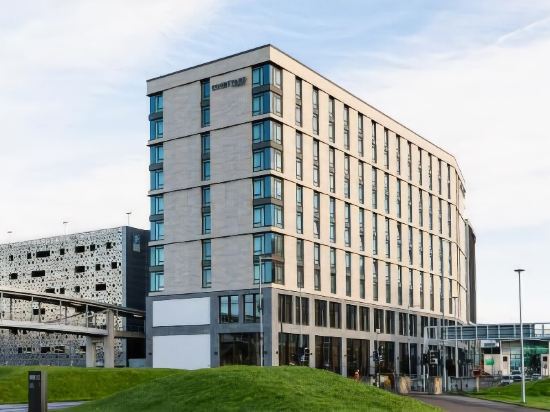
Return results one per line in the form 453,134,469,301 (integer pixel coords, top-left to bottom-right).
515,269,526,404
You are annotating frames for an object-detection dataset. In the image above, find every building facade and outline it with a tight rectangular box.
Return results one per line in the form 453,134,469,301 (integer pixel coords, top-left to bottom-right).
0,226,148,366
146,45,475,376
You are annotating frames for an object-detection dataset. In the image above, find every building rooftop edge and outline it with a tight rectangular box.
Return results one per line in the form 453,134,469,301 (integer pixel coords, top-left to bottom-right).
147,43,466,184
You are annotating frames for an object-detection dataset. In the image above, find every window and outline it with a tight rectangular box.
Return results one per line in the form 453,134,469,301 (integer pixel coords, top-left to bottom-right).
359,256,365,299
220,295,239,323
346,305,357,330
254,260,284,284
428,154,433,190
151,195,164,215
278,294,293,324
384,217,390,258
295,78,302,126
372,213,378,255
384,173,390,213
408,226,413,265
438,159,442,195
202,240,211,288
150,119,163,140
312,88,319,135
151,220,164,241
150,144,164,164
296,296,309,325
359,208,365,252
329,302,341,328
201,106,210,127
315,299,327,327
344,106,350,149
329,197,336,243
383,128,389,168
150,271,164,292
385,263,391,303
358,114,364,156
202,210,211,234
409,268,414,307
202,186,211,206
407,142,412,180
429,234,434,271
371,167,377,209
330,248,337,294
344,203,351,247
150,93,163,113
328,97,335,143
371,120,377,163
201,159,210,181
253,176,283,200
314,243,321,291
313,191,320,239
345,252,351,296
447,202,452,237
297,239,304,288
252,119,282,144
252,64,282,88
344,155,350,198
202,186,211,235
438,198,443,234
428,194,433,230
439,237,444,274
253,204,284,228
252,91,281,116
253,232,284,258
396,179,402,218
397,223,402,262
201,79,210,100
150,246,164,266
418,148,423,185
253,147,282,172
374,308,384,333
430,274,435,311
447,164,452,199
244,294,260,323
439,276,444,313
150,170,164,190
313,139,320,187
385,310,395,334
296,185,303,234
398,266,403,306
359,307,369,331
372,259,379,301
329,147,335,193
419,230,424,268
358,161,364,204
407,184,413,223
296,132,303,180
420,272,425,309
201,132,210,156
396,135,401,174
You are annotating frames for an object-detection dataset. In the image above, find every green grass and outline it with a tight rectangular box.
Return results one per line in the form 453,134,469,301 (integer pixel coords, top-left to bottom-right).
473,378,550,410
71,366,439,412
0,366,181,404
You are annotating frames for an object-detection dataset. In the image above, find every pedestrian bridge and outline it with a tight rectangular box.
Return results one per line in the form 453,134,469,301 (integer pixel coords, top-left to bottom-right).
0,286,145,367
426,323,550,342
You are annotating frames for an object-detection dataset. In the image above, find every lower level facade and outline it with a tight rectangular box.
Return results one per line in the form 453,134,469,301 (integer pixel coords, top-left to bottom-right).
147,287,462,377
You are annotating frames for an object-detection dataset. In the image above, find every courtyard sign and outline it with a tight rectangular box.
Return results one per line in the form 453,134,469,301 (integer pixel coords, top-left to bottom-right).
212,77,247,91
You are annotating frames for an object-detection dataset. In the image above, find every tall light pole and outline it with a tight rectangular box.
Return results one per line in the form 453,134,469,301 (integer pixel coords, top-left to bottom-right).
515,269,526,404
258,255,265,367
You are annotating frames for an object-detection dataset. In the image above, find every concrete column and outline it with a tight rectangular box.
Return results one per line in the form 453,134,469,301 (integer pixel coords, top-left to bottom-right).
103,310,115,368
341,337,347,377
85,337,96,368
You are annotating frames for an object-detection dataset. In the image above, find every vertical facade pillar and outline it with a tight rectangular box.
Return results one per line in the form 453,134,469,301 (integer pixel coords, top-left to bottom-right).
103,310,115,368
341,337,347,377
85,336,96,367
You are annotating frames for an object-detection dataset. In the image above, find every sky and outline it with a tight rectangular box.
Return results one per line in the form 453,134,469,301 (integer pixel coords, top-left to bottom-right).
1,0,549,324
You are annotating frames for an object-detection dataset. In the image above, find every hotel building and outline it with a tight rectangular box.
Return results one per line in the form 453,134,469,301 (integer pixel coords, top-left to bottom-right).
146,45,476,376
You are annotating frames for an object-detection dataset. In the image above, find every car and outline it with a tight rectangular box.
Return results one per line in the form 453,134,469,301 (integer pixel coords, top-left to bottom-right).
531,373,542,381
511,371,522,382
500,375,513,385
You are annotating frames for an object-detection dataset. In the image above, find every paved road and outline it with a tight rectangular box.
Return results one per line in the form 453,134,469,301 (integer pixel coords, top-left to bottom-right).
411,394,538,411
0,402,83,411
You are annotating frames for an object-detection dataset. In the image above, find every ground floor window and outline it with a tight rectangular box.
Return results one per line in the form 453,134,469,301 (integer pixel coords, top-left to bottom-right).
219,333,260,366
315,335,341,374
346,338,369,378
279,333,309,366
374,340,395,374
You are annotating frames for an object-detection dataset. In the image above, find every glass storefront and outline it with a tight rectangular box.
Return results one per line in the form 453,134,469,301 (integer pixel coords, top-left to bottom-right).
279,333,309,366
346,339,370,377
219,333,260,366
315,336,341,374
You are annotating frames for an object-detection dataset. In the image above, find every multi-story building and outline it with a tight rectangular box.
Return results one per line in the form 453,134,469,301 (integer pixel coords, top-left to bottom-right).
146,45,476,376
0,226,148,366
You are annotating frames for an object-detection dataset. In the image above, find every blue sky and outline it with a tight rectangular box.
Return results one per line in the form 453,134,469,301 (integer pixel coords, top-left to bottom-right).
1,0,549,323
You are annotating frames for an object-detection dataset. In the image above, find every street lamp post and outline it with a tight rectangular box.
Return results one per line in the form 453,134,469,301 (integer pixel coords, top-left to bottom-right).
258,255,265,367
515,268,526,404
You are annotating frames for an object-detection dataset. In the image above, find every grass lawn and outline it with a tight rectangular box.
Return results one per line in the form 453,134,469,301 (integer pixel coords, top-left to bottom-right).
0,366,181,404
70,366,439,412
473,378,550,410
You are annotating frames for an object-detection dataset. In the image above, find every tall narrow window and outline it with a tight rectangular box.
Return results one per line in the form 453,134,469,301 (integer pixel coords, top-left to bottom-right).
447,164,452,199
202,240,211,288
429,194,433,230
372,167,378,209
343,106,350,150
372,213,378,255
384,217,391,258
397,266,403,306
428,154,433,190
396,135,401,175
296,185,303,234
359,256,365,299
345,252,351,296
329,197,336,243
419,230,424,268
296,132,303,180
447,202,452,237
408,268,414,307
407,142,412,181
202,186,211,235
201,132,211,181
344,202,351,247
358,114,364,157
312,88,319,135
383,128,389,168
418,148,423,186
201,79,210,127
408,184,413,223
295,77,302,127
330,248,337,294
358,161,364,204
297,239,304,288
314,243,321,291
408,226,413,265
359,208,365,252
372,259,379,301
418,189,424,227
396,179,402,218
438,198,443,234
429,234,434,271
397,223,402,262
385,263,391,304
329,147,335,193
438,159,442,195
313,139,320,187
430,274,435,311
328,96,335,143
384,173,390,213
439,237,444,275
313,191,320,239
344,155,350,198
371,120,377,163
